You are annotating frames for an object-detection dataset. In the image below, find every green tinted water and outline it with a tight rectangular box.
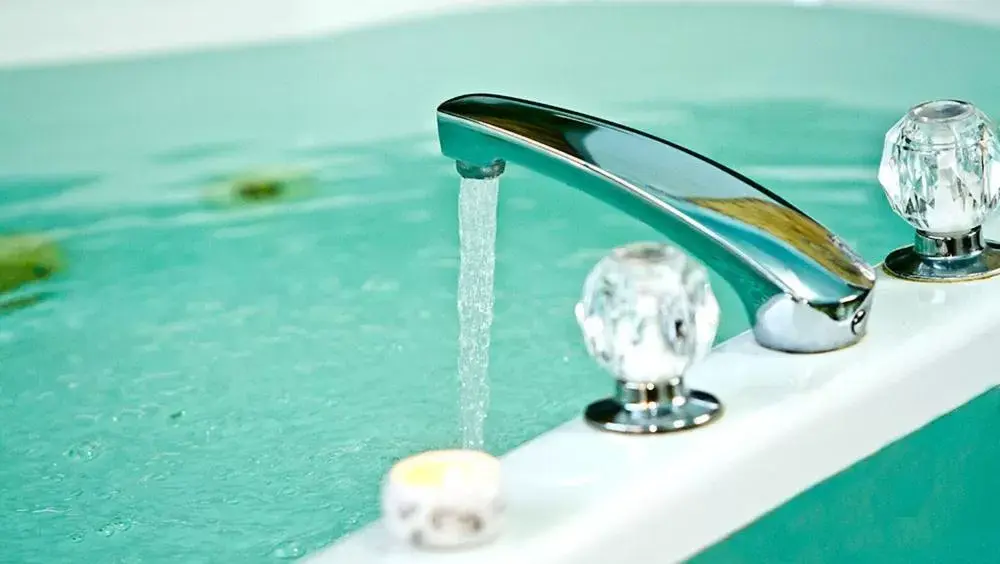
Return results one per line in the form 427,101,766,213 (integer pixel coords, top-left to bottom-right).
1,3,997,562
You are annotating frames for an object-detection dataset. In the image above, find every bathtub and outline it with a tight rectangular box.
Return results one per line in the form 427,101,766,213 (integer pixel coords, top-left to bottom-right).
1,1,998,563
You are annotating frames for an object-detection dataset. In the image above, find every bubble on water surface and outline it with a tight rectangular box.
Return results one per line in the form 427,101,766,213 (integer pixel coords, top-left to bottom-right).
66,440,102,461
98,515,133,537
69,532,85,543
100,488,122,501
270,539,305,559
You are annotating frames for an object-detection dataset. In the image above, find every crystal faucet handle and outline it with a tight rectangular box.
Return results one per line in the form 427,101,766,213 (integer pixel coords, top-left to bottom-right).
878,99,1000,281
575,242,723,434
575,243,718,383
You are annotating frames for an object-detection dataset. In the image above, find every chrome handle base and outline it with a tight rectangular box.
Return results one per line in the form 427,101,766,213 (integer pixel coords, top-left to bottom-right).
585,379,722,434
884,227,1000,282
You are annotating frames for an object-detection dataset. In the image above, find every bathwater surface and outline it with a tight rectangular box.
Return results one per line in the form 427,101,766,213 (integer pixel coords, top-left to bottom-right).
2,3,998,562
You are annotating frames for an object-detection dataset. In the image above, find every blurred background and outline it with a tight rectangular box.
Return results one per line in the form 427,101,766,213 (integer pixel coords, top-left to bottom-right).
2,0,997,67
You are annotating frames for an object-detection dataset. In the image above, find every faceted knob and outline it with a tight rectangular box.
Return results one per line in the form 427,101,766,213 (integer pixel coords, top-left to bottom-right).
878,99,1000,235
575,242,723,434
575,242,719,384
878,100,1000,282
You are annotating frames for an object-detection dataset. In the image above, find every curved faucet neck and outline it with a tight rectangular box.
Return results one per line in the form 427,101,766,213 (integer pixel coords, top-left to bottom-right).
437,93,876,353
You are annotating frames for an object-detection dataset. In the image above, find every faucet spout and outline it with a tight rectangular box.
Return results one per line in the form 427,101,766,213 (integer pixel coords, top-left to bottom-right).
437,93,876,353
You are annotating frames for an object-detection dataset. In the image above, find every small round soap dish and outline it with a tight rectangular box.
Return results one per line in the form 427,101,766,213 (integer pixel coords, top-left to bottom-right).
381,450,504,549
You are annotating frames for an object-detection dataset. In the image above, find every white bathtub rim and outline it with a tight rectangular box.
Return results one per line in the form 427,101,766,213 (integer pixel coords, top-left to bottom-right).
315,259,1000,563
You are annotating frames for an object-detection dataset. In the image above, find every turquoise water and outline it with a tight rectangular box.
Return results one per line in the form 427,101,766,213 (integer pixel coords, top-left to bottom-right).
1,3,998,562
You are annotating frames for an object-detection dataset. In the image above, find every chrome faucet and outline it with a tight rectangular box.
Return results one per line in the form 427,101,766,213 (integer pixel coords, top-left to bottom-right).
437,93,876,353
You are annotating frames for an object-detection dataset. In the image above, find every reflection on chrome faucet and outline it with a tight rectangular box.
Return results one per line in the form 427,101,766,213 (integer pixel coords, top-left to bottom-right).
436,93,876,353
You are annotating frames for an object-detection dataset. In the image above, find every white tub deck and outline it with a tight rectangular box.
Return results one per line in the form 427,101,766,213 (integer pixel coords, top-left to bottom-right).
312,266,1000,563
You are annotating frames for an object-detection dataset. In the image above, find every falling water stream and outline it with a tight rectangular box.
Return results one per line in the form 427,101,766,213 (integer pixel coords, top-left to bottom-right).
456,176,500,450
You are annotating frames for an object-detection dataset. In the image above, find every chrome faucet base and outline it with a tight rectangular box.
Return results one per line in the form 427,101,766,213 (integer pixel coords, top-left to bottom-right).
584,380,723,435
883,228,1000,282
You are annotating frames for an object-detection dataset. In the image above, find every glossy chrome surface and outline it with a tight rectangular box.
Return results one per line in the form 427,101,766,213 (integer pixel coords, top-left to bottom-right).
437,93,876,353
884,227,1000,282
456,159,505,180
585,379,722,434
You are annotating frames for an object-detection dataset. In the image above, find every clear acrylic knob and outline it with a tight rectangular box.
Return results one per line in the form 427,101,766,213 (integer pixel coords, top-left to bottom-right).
575,242,723,434
878,99,1000,281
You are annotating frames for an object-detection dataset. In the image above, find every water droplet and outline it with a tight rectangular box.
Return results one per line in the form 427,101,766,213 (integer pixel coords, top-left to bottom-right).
270,540,304,559
98,515,132,537
69,532,85,543
113,517,133,532
66,440,101,461
101,488,121,500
